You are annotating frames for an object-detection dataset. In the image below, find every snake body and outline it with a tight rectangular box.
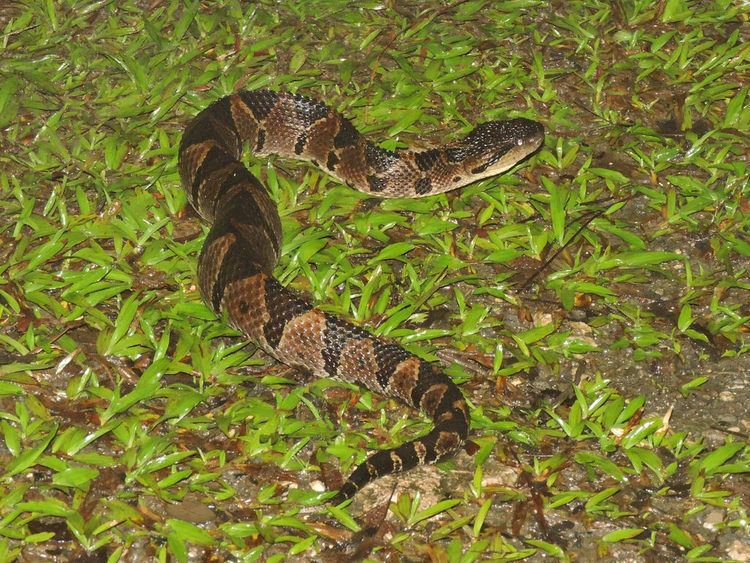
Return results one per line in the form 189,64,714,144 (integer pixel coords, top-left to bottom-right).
178,89,543,502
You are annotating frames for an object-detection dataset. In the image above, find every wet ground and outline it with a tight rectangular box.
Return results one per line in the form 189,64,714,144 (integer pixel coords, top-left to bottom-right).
2,1,749,561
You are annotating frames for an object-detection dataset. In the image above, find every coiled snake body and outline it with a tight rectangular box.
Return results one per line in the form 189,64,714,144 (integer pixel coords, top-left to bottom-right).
178,89,543,502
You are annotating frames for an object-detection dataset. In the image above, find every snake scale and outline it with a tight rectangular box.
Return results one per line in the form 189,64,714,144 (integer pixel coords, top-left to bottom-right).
178,89,544,502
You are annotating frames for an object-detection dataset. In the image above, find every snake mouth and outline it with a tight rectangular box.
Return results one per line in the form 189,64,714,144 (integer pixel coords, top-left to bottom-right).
470,143,515,174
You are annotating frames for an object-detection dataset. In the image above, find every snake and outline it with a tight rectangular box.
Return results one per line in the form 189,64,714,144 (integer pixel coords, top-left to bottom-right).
178,89,544,503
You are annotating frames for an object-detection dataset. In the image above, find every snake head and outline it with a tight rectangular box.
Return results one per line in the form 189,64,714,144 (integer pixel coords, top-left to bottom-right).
448,118,544,180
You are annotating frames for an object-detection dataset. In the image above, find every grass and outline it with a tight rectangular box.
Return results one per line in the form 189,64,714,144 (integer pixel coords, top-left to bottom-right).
1,0,749,560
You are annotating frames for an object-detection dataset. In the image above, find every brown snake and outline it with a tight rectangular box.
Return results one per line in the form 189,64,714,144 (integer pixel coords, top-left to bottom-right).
178,89,543,502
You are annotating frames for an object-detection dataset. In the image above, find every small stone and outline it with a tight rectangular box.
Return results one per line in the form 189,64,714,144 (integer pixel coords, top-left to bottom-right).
727,540,750,561
702,509,723,530
310,479,326,492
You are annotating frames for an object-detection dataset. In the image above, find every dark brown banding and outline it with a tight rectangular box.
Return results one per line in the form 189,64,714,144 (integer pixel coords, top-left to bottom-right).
372,342,411,390
321,313,372,378
261,277,313,349
193,97,240,146
189,146,237,207
415,177,432,194
255,129,266,152
388,356,421,404
238,89,280,121
208,238,263,312
230,96,262,140
364,142,400,172
326,151,339,170
178,141,215,190
367,175,386,192
276,309,328,372
211,168,257,213
436,431,461,455
419,383,448,416
221,274,269,342
294,133,307,155
333,118,359,148
409,362,441,408
290,92,330,127
414,149,440,171
181,110,237,157
210,177,279,252
444,147,466,162
398,443,420,467
197,233,235,309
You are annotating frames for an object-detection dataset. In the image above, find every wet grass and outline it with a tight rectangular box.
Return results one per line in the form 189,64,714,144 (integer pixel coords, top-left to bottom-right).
1,0,749,560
